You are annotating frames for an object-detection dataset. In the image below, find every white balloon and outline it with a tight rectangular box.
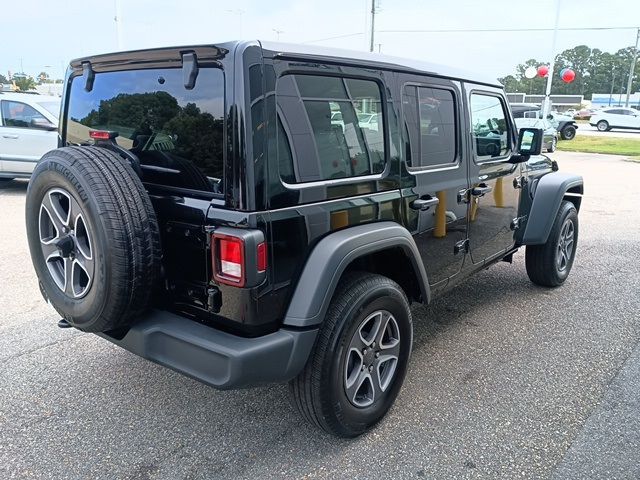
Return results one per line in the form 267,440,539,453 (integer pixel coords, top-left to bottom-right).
524,66,537,79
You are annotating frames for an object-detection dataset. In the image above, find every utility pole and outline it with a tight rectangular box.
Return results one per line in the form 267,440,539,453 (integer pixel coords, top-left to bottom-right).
369,0,376,53
114,0,124,50
542,0,562,118
273,29,284,41
624,27,639,107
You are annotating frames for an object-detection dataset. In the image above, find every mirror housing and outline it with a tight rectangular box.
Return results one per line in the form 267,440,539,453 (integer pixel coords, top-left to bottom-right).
517,127,543,156
30,118,57,131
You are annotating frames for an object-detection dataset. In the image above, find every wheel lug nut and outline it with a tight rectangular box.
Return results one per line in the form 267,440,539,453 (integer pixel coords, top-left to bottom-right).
369,366,373,372
375,353,380,358
363,349,367,355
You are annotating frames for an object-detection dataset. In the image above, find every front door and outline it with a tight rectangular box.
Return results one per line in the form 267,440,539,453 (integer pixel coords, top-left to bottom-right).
399,74,469,291
0,100,57,174
465,87,522,264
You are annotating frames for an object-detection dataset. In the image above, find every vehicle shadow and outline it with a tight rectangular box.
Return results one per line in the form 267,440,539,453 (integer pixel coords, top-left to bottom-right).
62,261,542,476
0,178,29,196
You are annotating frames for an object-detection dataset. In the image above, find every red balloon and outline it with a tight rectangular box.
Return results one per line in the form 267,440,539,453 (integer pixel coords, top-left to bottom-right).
537,65,549,78
561,69,576,83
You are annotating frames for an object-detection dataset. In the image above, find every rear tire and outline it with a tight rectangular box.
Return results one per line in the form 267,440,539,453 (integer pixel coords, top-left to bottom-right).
289,272,413,437
596,120,609,132
26,146,161,332
525,200,578,287
547,137,557,153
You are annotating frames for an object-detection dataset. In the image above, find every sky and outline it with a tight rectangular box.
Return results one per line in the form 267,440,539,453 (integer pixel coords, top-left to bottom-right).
2,0,638,81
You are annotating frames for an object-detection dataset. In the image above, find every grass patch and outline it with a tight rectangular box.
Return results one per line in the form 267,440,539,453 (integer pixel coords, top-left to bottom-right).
557,136,640,160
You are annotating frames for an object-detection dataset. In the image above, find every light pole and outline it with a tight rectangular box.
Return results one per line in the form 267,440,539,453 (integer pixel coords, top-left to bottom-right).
369,0,377,53
226,9,245,38
624,27,639,108
273,29,284,41
542,0,562,118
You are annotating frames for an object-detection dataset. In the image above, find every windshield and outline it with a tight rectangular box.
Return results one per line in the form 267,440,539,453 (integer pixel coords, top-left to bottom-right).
66,67,225,194
37,101,61,118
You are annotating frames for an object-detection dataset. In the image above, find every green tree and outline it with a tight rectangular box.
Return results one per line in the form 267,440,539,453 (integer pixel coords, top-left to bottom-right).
14,76,37,91
0,73,8,84
38,71,50,84
501,44,640,100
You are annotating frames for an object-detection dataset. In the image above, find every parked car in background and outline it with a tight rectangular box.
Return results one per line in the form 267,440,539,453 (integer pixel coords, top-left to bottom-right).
510,103,578,140
573,108,599,120
0,92,60,180
590,107,640,132
564,108,577,117
357,112,379,130
515,117,558,152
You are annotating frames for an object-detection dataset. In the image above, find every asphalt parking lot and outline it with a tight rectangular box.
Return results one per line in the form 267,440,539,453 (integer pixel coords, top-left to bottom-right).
1,151,639,479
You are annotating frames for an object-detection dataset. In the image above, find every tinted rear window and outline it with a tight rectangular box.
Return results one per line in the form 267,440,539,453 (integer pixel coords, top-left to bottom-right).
66,67,224,194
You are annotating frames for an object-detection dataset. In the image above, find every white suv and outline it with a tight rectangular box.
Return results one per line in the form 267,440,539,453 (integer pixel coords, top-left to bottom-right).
590,107,640,132
0,92,60,180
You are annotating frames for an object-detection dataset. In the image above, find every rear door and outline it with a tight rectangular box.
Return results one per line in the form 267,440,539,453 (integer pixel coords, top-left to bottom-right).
465,86,522,264
0,100,57,174
398,73,469,290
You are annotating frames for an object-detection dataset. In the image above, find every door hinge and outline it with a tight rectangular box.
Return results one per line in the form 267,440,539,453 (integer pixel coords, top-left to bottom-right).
510,215,527,231
454,238,469,255
513,176,527,189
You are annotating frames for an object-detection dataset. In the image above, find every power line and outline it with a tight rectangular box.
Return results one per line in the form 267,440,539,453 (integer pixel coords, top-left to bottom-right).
301,32,365,44
378,26,640,34
303,26,639,44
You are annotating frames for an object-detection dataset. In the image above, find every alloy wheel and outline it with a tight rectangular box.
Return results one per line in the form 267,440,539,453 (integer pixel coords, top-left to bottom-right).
39,188,94,298
556,218,575,272
344,310,401,408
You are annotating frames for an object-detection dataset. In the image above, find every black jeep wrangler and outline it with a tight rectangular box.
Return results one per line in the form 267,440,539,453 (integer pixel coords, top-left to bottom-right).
26,41,583,437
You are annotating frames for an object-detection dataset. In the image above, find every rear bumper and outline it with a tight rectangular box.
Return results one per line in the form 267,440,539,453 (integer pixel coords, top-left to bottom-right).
97,310,318,389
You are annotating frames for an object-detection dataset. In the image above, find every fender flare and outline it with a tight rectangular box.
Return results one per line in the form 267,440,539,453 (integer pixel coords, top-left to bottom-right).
283,222,430,328
521,172,583,245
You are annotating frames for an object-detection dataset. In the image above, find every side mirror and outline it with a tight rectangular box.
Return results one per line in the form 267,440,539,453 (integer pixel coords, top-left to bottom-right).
517,127,543,156
30,118,57,131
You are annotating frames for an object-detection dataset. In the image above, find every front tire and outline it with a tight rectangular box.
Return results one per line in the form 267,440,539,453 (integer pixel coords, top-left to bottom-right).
289,272,413,437
547,137,557,153
560,125,576,140
525,200,578,287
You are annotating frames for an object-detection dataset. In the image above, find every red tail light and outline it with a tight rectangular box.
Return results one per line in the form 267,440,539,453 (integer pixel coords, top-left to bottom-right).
213,234,245,286
212,229,267,288
89,130,118,140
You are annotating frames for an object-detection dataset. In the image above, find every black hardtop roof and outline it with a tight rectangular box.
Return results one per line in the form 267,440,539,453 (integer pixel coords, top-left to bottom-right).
69,40,503,88
258,41,502,87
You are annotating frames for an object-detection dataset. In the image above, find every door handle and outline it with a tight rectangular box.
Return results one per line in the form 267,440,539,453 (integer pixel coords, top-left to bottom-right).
410,196,440,211
471,184,493,197
2,134,19,139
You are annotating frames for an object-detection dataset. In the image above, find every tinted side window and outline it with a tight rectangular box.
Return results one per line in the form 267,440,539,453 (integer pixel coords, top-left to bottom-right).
470,94,511,159
1,101,50,128
403,85,456,168
277,74,385,183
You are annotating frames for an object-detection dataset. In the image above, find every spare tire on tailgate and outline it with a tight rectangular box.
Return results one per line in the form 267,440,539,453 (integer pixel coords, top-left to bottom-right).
26,146,161,332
